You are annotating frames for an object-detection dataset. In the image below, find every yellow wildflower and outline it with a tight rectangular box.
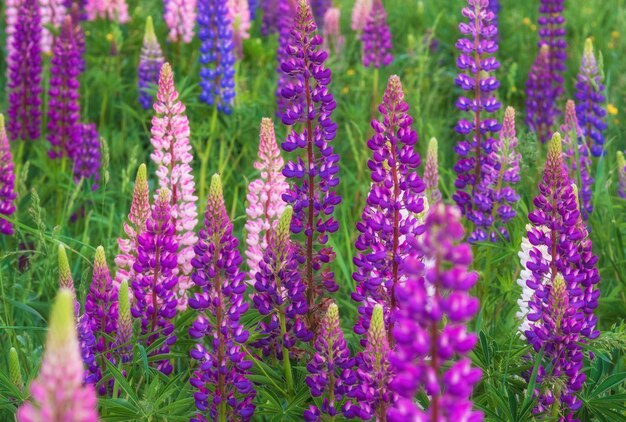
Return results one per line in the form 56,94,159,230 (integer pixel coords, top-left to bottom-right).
607,104,618,116
347,69,356,76
522,17,531,26
106,33,114,42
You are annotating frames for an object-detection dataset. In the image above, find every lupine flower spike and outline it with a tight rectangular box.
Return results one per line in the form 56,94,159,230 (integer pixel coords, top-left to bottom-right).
280,0,341,326
360,0,393,68
260,0,280,35
275,0,298,115
58,244,80,314
73,123,101,189
304,303,354,421
17,289,99,422
245,118,288,283
227,0,251,58
189,174,255,421
389,203,483,421
526,45,554,143
164,0,197,43
138,17,166,110
9,347,24,392
424,137,441,205
5,0,19,63
197,0,237,114
617,151,626,199
40,0,67,54
352,75,424,341
151,63,198,309
538,0,566,102
322,7,344,57
351,0,372,32
7,0,42,143
115,280,133,363
86,0,129,23
0,115,17,236
575,38,607,157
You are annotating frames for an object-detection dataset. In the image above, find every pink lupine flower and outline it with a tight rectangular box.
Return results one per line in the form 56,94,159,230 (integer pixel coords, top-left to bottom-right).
151,63,198,310
164,0,197,43
5,0,19,61
39,0,67,54
423,137,441,205
323,7,344,57
86,0,129,23
227,0,251,58
351,0,372,32
17,289,99,422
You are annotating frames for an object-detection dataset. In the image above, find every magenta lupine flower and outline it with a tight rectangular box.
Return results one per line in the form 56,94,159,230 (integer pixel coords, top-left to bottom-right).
245,118,288,283
72,123,101,190
352,75,424,341
151,63,199,310
304,303,355,421
47,16,81,160
138,16,165,110
322,7,344,57
521,133,600,417
0,115,17,236
526,45,553,143
275,0,298,115
280,0,341,325
7,0,42,143
85,0,128,23
188,174,255,421
131,188,178,374
16,289,99,422
260,0,279,35
116,280,133,363
538,0,566,102
453,0,501,242
164,0,197,43
389,203,483,421
360,0,393,68
5,0,19,60
575,38,607,158
39,0,67,54
351,0,372,32
115,164,150,289
227,0,251,58
424,137,441,205
617,151,626,199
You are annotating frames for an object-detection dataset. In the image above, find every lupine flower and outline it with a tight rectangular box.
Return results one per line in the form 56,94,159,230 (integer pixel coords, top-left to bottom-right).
252,206,311,358
132,189,178,374
85,0,128,23
72,123,101,190
17,289,99,422
351,0,372,32
151,63,198,309
245,118,288,283
66,2,86,71
352,75,424,341
453,0,501,242
360,0,393,68
189,174,255,421
275,0,298,115
164,0,197,43
7,0,42,143
260,0,279,35
304,303,354,421
617,151,626,199
575,38,607,158
115,164,150,289
310,0,330,27
561,100,593,219
198,0,237,114
9,347,24,392
538,0,566,101
526,45,554,143
5,0,19,61
227,0,251,58
322,7,344,57
487,0,500,35
0,115,17,236
424,137,441,205
389,203,483,421
115,280,133,363
280,0,341,326
47,16,81,160
248,0,257,20
138,16,165,110
39,0,67,54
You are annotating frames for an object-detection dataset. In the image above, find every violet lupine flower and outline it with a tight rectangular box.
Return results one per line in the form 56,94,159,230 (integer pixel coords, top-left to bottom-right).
5,0,19,61
164,0,197,43
47,16,81,160
424,137,441,205
245,118,288,283
453,0,500,242
526,45,554,143
360,0,393,68
115,164,151,290
85,0,128,23
617,151,626,199
351,0,372,32
575,38,607,158
0,115,17,236
248,0,257,20
322,7,344,57
189,174,255,421
7,0,42,143
227,0,251,58
310,0,330,27
151,63,199,310
487,0,499,36
260,0,279,35
275,0,298,116
389,203,483,421
16,289,99,422
39,0,67,54
561,100,593,219
198,0,237,114
352,75,424,341
304,303,354,421
280,0,341,326
132,189,178,375
116,280,133,364
538,0,566,102
72,123,101,190
138,16,165,110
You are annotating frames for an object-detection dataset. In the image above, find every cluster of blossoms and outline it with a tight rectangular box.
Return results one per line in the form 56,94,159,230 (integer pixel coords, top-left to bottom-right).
351,0,372,32
352,75,425,340
138,16,165,110
260,0,279,35
275,0,298,115
526,45,554,143
279,0,341,325
116,279,133,364
227,0,251,58
0,115,17,236
72,123,101,189
40,0,67,53
360,0,393,68
189,174,255,421
197,0,237,114
322,7,344,57
164,0,197,43
85,0,128,23
424,137,441,205
575,38,607,157
389,203,483,421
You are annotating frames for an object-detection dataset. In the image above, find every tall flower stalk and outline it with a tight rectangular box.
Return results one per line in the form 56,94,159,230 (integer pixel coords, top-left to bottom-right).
138,16,165,110
275,0,298,115
424,137,441,206
164,0,197,43
322,7,344,57
85,0,128,22
526,45,553,143
260,0,279,35
360,0,393,68
617,151,626,199
72,123,101,189
39,0,67,54
351,0,372,32
0,115,17,236
227,0,251,58
116,279,133,364
538,0,566,102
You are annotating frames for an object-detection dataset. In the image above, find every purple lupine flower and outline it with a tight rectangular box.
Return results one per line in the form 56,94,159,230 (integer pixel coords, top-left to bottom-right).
260,0,280,36
248,0,257,20
575,38,607,158
7,0,42,143
521,133,600,417
304,303,354,421
0,115,17,236
280,0,341,328
275,0,298,115
72,123,101,190
352,75,424,342
424,137,441,206
526,45,554,143
67,2,86,71
138,16,165,110
188,174,255,421
538,0,566,103
198,0,236,114
617,151,626,199
360,0,393,68
252,206,312,358
310,0,330,28
131,188,179,375
389,203,483,421
453,0,501,242
116,280,133,364
562,100,593,219
47,16,81,160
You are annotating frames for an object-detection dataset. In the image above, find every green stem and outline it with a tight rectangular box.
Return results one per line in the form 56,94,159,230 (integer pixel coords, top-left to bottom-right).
278,310,294,396
199,108,218,203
